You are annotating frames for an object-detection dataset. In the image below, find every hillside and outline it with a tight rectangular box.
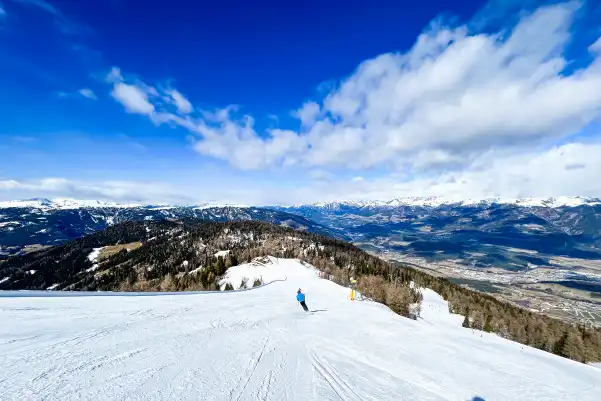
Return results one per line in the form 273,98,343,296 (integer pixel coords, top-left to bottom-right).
0,202,341,258
1,258,600,401
1,220,600,364
0,220,398,294
274,200,601,327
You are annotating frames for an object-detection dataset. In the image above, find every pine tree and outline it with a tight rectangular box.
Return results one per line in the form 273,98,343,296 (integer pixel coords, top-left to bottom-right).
484,315,493,333
462,308,471,328
557,330,587,362
215,257,226,276
553,332,569,356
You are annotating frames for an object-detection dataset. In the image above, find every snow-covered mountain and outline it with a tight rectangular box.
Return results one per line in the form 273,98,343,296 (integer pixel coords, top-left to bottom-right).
2,195,600,211
0,197,141,210
297,196,601,209
0,197,253,211
3,196,601,266
0,200,341,258
1,258,599,400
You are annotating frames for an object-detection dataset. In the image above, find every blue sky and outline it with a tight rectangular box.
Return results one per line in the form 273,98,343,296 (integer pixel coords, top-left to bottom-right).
1,0,601,205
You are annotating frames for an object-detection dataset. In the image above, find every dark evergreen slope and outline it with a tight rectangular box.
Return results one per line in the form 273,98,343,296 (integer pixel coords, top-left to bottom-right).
1,219,599,364
0,205,342,258
0,219,417,303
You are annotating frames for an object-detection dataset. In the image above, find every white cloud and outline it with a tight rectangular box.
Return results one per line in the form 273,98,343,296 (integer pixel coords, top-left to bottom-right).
260,141,601,204
0,178,192,204
107,68,196,118
114,2,601,175
2,141,600,205
591,36,601,54
333,142,601,201
78,88,96,100
166,89,193,114
295,101,320,127
99,2,601,202
106,66,123,83
0,179,21,190
56,88,97,100
111,82,155,115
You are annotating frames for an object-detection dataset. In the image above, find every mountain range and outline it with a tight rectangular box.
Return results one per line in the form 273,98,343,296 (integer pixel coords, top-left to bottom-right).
2,195,600,210
3,197,601,264
2,196,601,307
0,199,340,258
3,197,601,262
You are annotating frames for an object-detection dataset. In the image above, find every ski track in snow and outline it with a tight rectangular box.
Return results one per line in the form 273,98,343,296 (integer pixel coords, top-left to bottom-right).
1,257,601,401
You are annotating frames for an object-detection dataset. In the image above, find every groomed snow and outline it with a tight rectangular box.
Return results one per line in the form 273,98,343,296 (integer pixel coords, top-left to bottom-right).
219,256,297,289
1,258,600,400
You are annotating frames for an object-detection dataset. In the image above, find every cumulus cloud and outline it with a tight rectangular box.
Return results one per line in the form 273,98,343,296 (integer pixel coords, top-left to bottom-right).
2,142,600,205
107,68,196,119
78,88,96,100
262,141,601,204
591,36,601,53
165,89,193,114
111,83,155,115
295,101,320,127
99,1,601,201
107,67,155,115
110,2,601,174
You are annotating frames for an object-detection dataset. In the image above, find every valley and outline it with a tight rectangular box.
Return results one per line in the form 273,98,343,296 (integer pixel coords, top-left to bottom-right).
377,250,601,328
3,196,601,329
278,199,601,327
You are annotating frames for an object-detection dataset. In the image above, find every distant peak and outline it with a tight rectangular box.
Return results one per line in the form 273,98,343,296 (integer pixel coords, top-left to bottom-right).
297,196,601,209
0,198,142,210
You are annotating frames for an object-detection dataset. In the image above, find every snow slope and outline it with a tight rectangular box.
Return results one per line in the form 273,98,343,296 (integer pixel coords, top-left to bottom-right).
1,258,600,401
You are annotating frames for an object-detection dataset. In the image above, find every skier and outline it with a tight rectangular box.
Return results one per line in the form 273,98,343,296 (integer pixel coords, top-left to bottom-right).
297,288,309,312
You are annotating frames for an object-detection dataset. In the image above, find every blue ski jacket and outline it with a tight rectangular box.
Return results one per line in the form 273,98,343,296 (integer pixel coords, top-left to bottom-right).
296,292,305,302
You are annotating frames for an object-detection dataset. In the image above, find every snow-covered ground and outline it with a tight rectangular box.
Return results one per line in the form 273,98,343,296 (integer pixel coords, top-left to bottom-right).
85,247,104,273
1,258,600,401
87,247,104,263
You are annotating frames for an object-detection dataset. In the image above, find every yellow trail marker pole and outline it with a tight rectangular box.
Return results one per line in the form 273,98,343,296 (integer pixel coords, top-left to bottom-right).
350,288,355,301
